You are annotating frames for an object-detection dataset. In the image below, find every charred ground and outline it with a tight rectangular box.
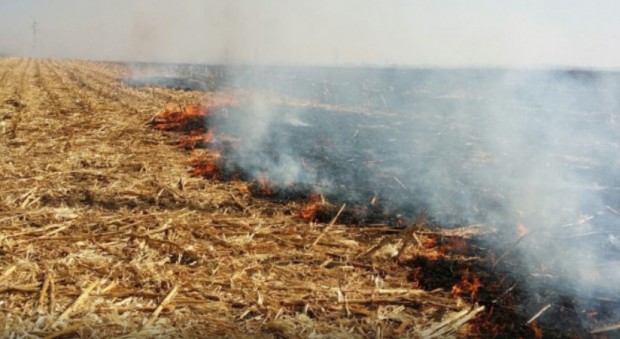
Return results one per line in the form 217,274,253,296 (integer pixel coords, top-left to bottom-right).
147,64,620,337
2,58,619,337
0,58,489,338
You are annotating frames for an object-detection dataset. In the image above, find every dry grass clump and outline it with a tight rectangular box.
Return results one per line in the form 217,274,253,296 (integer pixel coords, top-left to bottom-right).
0,58,482,338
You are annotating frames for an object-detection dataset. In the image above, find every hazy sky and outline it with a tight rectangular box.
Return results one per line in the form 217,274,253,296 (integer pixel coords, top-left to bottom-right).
1,0,619,67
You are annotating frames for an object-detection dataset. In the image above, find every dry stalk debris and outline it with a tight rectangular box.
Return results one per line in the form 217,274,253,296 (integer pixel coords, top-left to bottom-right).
0,57,482,338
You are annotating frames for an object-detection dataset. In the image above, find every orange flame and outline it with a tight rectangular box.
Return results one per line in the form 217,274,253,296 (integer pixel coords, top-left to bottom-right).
191,161,219,178
422,237,437,249
451,268,482,300
529,320,543,339
153,100,236,180
438,237,468,254
152,103,208,131
189,150,221,179
151,99,236,131
178,129,215,149
300,194,323,221
256,176,273,196
234,179,251,196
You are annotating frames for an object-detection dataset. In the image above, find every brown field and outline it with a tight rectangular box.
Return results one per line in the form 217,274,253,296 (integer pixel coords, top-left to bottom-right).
0,58,482,338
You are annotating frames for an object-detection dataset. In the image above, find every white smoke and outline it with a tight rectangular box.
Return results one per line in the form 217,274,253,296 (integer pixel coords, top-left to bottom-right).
211,67,620,304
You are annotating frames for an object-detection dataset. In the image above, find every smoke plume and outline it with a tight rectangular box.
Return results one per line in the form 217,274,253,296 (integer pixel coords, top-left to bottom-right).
205,66,620,305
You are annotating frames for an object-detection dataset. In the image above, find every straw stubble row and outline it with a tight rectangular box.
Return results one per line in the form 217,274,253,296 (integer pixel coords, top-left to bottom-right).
0,58,478,338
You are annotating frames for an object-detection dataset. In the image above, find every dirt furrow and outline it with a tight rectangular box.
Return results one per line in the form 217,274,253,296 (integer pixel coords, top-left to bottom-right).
0,59,32,143
53,60,142,115
13,59,32,101
0,58,23,90
0,58,481,338
67,59,192,103
42,59,111,117
61,60,181,108
35,60,70,115
0,58,28,102
71,59,127,80
30,59,63,114
3,60,73,161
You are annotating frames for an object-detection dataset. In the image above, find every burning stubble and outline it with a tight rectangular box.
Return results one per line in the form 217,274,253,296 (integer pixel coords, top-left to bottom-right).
143,63,620,332
193,66,620,310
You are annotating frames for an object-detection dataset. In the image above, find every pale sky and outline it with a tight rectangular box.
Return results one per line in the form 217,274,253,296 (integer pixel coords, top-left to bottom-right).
0,0,619,67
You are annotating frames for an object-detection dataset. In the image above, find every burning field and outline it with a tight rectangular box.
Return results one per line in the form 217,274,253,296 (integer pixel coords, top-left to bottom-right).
1,57,619,337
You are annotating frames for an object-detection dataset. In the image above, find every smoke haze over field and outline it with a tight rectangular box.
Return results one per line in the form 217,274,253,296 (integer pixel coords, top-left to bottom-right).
208,65,620,323
4,0,620,330
1,0,620,68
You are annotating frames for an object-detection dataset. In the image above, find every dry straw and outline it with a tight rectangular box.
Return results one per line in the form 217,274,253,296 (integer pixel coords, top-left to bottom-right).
0,57,481,337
